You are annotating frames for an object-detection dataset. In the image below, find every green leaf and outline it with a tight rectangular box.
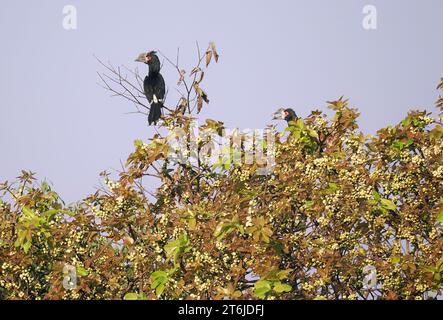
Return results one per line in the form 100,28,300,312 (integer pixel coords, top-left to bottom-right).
255,280,272,292
150,270,170,297
392,140,404,151
151,270,168,280
381,199,397,211
307,129,319,139
22,206,37,218
188,217,196,230
123,293,139,300
291,128,301,140
138,292,148,300
42,209,59,221
437,210,443,223
163,233,189,264
134,139,144,148
164,239,180,257
22,240,31,253
304,200,314,208
401,118,411,126
423,266,437,274
254,280,272,298
179,233,189,246
214,223,235,240
326,183,339,194
76,266,89,277
372,191,381,202
14,238,21,248
151,278,163,290
296,118,305,129
276,269,293,280
254,287,271,299
155,283,165,297
273,282,292,293
390,256,401,264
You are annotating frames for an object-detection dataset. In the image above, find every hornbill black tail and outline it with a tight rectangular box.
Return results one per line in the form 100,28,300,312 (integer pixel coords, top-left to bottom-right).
148,102,163,125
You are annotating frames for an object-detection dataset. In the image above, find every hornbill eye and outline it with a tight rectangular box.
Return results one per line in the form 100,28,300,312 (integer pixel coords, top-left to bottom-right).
283,110,289,119
284,108,297,121
146,51,158,64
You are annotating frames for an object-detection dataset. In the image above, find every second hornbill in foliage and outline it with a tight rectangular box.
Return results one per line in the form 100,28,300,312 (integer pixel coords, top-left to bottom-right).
273,108,298,124
282,108,298,123
135,51,165,125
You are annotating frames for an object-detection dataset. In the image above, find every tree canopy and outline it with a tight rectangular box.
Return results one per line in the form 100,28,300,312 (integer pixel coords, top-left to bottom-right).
1,45,442,300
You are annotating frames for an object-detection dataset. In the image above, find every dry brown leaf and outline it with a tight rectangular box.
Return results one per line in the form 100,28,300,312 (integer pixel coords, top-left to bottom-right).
190,67,201,76
209,42,219,63
197,95,203,113
197,71,205,84
193,83,203,95
205,50,213,67
177,69,186,85
201,89,209,104
178,97,188,113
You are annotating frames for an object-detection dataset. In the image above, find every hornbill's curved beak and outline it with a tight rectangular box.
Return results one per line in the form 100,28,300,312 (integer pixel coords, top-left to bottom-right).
135,53,147,63
272,108,285,120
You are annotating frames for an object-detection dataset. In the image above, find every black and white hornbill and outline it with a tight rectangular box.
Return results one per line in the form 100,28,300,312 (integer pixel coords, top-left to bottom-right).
135,51,165,125
273,108,298,124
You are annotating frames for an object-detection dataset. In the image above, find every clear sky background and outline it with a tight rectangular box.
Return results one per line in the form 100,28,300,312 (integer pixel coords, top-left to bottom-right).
1,0,442,203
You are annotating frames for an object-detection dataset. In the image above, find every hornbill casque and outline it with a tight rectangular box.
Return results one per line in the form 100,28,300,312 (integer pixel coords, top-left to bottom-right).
135,51,165,125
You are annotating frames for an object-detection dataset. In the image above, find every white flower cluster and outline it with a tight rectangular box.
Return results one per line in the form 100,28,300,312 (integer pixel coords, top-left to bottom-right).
432,166,443,178
248,199,258,215
418,115,434,125
245,216,253,227
314,117,328,128
105,179,120,192
215,241,226,251
194,275,211,291
159,213,169,225
239,169,251,182
304,163,319,180
350,149,367,166
352,184,373,201
411,155,425,166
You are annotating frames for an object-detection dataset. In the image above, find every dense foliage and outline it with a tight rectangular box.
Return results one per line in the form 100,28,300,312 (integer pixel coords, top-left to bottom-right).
1,46,442,300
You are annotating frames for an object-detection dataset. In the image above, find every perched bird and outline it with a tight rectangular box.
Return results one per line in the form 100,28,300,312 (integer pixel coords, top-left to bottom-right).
135,51,165,125
282,108,298,123
273,108,298,124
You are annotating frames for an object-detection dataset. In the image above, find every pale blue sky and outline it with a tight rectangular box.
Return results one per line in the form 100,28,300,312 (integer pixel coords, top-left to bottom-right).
1,0,442,202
